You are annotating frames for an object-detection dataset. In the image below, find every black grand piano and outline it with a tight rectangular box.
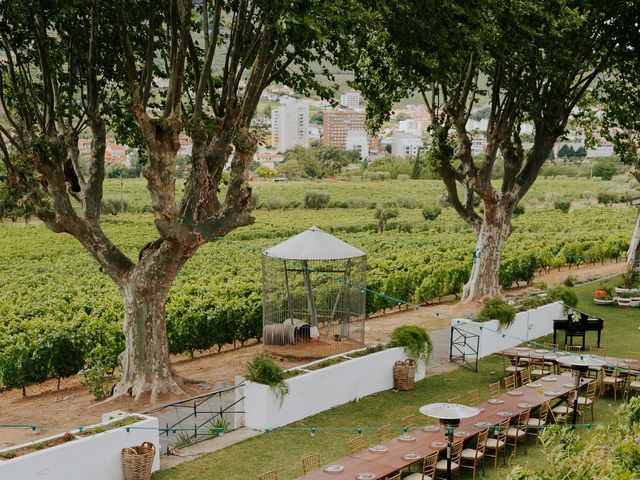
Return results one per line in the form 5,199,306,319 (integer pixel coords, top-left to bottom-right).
553,309,604,349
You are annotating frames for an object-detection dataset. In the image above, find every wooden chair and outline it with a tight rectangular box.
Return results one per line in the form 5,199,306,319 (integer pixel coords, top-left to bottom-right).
519,368,531,386
577,380,597,422
551,390,576,422
625,372,640,402
347,435,365,454
258,471,278,480
435,440,463,479
385,474,401,480
526,401,550,446
544,342,559,351
587,347,606,380
557,364,574,377
485,418,509,468
601,367,625,400
504,374,517,391
461,428,488,480
376,424,392,443
301,453,320,474
503,354,526,382
448,395,461,403
566,345,582,353
404,452,438,480
467,388,480,406
489,381,501,399
401,414,416,430
529,357,551,379
506,409,530,456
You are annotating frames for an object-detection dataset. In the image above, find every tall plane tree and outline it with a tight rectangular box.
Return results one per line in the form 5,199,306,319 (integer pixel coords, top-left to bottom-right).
346,0,634,301
0,0,347,400
583,8,640,265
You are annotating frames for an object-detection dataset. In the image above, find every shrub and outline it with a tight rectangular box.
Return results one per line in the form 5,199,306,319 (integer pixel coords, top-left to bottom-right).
244,353,289,402
533,281,548,291
397,174,410,181
347,197,367,208
363,171,391,181
421,205,442,221
101,197,129,215
304,190,331,209
592,161,617,180
388,325,432,366
266,197,284,210
597,192,615,205
547,285,578,308
563,275,577,287
79,363,116,400
254,165,276,178
477,297,516,330
374,207,399,233
553,199,571,213
396,195,418,209
0,335,49,396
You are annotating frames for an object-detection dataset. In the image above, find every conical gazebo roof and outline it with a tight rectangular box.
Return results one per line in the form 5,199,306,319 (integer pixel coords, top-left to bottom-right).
263,226,365,261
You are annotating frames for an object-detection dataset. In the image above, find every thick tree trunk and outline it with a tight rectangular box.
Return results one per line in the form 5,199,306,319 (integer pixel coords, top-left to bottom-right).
461,203,512,302
113,241,197,402
627,208,640,267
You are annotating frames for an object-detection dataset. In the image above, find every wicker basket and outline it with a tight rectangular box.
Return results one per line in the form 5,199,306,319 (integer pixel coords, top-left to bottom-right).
122,442,155,480
393,359,416,391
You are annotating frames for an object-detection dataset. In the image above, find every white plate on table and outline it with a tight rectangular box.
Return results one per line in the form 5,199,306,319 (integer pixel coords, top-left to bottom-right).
488,399,504,404
355,473,377,480
322,465,345,473
431,441,447,448
541,377,557,382
497,411,515,417
535,349,548,353
517,402,532,408
527,383,543,388
515,347,530,351
507,391,523,396
369,445,388,453
422,425,439,432
454,431,469,437
398,435,416,442
563,383,576,388
474,421,493,429
402,453,421,461
544,391,561,396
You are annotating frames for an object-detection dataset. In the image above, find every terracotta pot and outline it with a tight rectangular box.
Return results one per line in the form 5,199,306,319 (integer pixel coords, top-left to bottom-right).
594,289,611,300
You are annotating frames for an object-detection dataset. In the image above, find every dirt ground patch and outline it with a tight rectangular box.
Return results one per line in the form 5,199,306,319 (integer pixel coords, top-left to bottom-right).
0,261,626,447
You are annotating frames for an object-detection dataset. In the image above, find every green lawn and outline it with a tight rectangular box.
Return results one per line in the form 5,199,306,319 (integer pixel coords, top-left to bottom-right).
154,278,639,480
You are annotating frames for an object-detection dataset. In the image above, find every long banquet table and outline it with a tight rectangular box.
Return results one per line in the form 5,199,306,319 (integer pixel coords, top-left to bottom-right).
296,374,587,480
499,346,640,372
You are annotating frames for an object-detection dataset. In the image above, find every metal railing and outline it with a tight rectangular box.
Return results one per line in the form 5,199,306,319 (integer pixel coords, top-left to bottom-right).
144,383,245,455
449,325,480,372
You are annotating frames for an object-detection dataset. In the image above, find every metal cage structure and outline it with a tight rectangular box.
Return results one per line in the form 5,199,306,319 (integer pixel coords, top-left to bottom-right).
262,226,366,359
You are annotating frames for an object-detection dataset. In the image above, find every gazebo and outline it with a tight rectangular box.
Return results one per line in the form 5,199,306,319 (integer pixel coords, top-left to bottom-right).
262,226,366,358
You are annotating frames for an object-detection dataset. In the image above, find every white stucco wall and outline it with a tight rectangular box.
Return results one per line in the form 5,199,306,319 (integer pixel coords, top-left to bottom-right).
242,347,426,430
450,301,564,358
0,415,160,480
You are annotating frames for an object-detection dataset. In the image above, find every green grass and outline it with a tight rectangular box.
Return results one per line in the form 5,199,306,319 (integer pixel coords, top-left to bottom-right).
153,279,638,480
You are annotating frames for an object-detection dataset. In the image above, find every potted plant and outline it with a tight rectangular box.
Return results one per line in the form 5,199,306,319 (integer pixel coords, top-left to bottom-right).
617,292,632,308
476,297,516,330
594,285,611,300
388,325,432,391
593,293,614,305
615,267,640,294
